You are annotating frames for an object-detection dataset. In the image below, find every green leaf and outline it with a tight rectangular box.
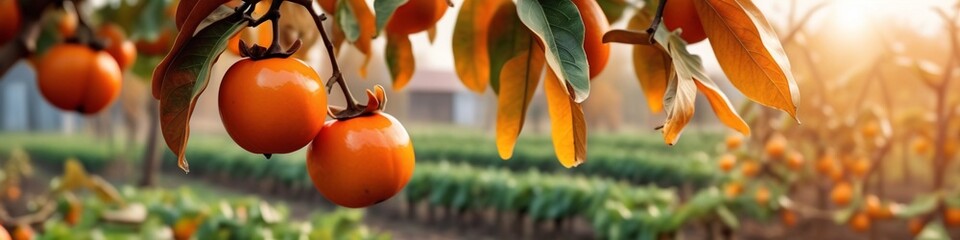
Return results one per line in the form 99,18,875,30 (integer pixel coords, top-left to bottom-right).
487,1,533,95
373,0,409,37
516,0,591,102
158,9,247,172
897,193,941,218
918,220,950,240
337,0,361,42
715,206,739,228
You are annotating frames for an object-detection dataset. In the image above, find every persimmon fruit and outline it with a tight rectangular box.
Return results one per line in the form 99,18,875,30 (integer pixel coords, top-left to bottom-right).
219,58,327,155
830,181,852,206
725,133,743,150
781,210,797,227
740,161,760,177
718,153,736,172
754,186,770,205
9,225,30,240
307,112,415,208
864,195,892,219
386,0,447,35
0,0,20,45
764,133,787,160
785,151,804,171
662,0,706,43
98,24,137,70
571,0,610,78
724,181,742,198
815,153,836,175
945,208,960,227
59,10,77,39
849,212,871,232
850,157,870,178
37,44,122,114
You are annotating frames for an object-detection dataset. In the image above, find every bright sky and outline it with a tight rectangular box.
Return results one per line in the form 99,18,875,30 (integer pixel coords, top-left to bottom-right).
407,0,955,75
88,0,956,75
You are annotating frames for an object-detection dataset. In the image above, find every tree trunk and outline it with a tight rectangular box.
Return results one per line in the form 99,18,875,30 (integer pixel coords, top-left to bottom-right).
139,99,161,187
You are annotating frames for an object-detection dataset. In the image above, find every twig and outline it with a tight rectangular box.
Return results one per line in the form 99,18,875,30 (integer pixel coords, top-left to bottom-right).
287,0,359,110
645,0,667,44
780,2,829,46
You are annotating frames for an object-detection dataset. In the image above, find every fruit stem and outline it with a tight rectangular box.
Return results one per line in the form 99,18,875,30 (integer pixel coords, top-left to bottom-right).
645,0,667,44
289,0,360,110
65,0,105,50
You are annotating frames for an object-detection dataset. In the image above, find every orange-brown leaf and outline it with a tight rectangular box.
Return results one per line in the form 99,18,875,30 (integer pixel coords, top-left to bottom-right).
627,11,670,113
452,0,509,93
496,49,546,159
694,0,799,119
544,70,587,168
661,75,696,145
695,79,750,136
385,33,414,90
153,0,232,99
345,0,375,77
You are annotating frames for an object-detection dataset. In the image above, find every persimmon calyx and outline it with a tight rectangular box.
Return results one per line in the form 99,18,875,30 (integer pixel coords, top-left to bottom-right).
238,39,302,59
328,85,388,120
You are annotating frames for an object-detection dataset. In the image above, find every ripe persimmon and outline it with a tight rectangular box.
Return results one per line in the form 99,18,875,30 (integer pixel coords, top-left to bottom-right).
831,182,852,206
718,153,736,172
754,186,770,205
815,153,836,175
740,161,760,177
724,181,743,198
219,57,327,155
663,0,706,43
850,157,871,178
0,0,20,45
849,212,871,232
5,186,19,201
59,10,77,39
725,133,743,150
764,133,787,160
98,24,137,70
945,208,960,227
571,0,610,78
10,225,31,240
781,210,797,227
864,195,892,219
785,151,804,171
912,137,931,155
307,112,415,208
37,44,122,114
386,0,447,35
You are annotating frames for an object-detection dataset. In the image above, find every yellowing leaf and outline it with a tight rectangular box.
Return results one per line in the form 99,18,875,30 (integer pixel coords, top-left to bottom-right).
385,33,414,90
452,0,509,93
496,49,546,159
695,80,750,135
60,158,89,191
661,75,696,146
694,0,799,119
544,70,587,168
626,11,670,113
656,25,750,142
340,0,376,76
